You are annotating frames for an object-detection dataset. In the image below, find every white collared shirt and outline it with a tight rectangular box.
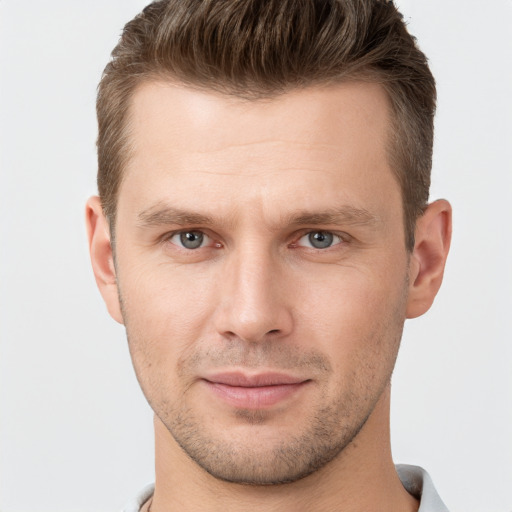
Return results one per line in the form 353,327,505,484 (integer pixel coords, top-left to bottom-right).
123,464,449,511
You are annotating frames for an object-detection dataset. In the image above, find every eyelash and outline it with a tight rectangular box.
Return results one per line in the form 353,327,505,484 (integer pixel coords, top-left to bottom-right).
294,231,346,250
163,229,350,252
165,230,219,250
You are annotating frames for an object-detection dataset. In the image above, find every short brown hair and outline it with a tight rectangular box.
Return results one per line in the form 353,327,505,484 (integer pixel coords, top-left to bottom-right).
97,0,436,250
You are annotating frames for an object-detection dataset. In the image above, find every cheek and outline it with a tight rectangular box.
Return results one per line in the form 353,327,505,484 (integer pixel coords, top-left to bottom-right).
296,273,406,410
117,261,219,379
294,263,407,367
120,254,217,323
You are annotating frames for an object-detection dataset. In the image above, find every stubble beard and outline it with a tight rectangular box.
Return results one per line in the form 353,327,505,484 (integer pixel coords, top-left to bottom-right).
126,331,402,487
160,380,378,486
120,276,408,486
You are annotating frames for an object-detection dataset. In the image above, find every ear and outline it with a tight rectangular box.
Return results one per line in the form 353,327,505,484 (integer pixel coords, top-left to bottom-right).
85,196,124,324
406,199,452,319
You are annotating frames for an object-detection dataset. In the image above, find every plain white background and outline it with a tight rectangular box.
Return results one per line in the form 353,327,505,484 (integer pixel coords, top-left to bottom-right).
1,1,511,511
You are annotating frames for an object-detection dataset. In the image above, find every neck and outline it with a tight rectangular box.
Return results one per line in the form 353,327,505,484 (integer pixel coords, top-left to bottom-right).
149,386,418,512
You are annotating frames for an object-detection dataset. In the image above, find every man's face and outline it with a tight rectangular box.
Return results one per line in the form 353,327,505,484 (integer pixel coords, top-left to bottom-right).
112,81,411,484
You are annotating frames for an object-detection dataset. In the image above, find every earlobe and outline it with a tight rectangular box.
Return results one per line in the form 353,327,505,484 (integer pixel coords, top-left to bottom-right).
406,199,452,319
85,196,124,324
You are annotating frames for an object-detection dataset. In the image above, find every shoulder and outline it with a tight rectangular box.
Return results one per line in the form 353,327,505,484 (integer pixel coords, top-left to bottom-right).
396,464,449,512
121,483,154,512
123,469,448,512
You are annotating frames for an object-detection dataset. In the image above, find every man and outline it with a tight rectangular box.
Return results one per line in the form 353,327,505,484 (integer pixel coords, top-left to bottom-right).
86,0,452,510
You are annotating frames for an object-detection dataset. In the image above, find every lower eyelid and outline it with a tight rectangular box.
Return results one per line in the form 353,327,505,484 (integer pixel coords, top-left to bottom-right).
296,232,345,248
167,231,206,247
167,231,225,250
163,230,348,250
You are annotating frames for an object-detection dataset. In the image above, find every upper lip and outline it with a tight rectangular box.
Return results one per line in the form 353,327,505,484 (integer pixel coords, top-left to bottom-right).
203,371,308,387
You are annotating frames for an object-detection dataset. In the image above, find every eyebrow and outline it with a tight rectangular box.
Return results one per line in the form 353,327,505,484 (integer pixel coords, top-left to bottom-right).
137,204,215,228
284,207,380,229
136,203,380,230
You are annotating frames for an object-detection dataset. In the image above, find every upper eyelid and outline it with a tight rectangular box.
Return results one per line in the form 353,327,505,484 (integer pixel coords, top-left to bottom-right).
164,229,220,250
296,231,344,244
162,228,209,240
159,228,351,246
295,229,351,241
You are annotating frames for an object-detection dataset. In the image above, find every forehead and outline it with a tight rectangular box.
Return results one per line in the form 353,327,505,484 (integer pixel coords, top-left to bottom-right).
119,80,399,226
126,79,392,160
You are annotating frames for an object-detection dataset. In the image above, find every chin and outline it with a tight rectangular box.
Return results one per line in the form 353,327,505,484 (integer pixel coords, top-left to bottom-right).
164,404,365,486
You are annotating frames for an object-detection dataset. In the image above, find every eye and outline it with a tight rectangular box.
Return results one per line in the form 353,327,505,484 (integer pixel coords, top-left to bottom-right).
297,231,343,249
169,230,209,250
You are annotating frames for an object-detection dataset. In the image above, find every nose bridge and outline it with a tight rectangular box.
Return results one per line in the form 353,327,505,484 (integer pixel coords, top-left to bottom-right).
215,239,292,342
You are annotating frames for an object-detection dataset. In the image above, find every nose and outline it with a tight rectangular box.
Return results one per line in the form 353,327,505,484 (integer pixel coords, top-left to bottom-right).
213,245,294,343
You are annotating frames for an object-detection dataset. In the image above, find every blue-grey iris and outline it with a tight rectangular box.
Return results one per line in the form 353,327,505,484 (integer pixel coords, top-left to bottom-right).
309,231,334,249
180,231,204,249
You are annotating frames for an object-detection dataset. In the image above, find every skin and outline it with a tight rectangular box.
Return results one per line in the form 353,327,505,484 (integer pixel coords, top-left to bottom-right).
87,80,451,511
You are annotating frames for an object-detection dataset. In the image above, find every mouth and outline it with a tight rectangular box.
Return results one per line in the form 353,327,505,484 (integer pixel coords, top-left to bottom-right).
202,371,311,409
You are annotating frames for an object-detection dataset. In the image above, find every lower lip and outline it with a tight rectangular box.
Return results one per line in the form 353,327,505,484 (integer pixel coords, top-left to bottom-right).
204,381,308,409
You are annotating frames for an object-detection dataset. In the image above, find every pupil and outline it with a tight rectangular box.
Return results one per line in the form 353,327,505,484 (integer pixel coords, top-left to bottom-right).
181,231,203,249
309,231,333,249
